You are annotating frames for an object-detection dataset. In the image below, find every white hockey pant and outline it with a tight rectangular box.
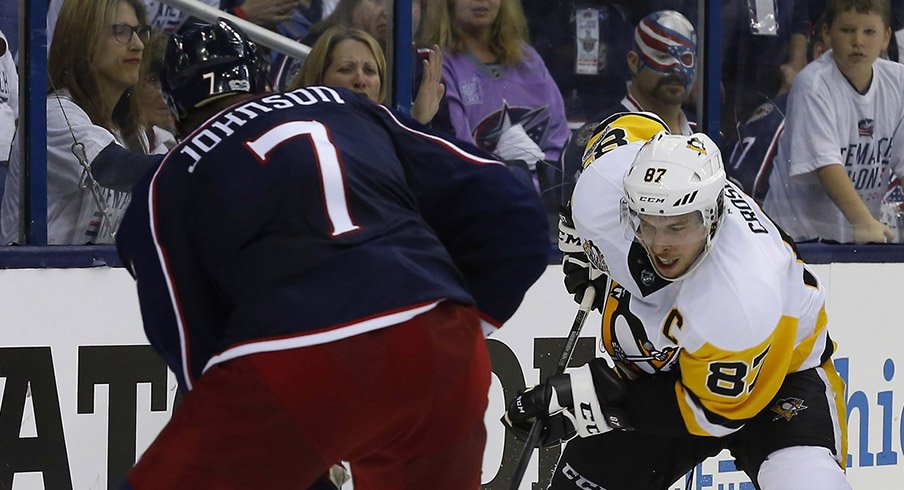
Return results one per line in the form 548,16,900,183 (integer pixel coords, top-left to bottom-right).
757,446,851,489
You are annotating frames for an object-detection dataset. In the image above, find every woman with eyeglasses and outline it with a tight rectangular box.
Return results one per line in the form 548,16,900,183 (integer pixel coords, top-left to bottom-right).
1,0,165,245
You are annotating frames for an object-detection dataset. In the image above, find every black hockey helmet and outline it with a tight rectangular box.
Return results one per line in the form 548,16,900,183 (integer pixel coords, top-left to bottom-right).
161,18,270,121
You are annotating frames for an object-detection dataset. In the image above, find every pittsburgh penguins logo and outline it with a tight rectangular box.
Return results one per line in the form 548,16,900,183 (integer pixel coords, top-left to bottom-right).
603,284,680,375
771,397,808,421
686,136,707,154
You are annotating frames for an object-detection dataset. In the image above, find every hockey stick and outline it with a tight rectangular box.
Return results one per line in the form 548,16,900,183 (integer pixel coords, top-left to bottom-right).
508,281,603,490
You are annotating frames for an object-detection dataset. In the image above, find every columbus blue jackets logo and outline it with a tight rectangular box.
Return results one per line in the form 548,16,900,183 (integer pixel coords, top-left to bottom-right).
771,397,808,421
474,101,550,155
858,118,875,138
745,100,774,125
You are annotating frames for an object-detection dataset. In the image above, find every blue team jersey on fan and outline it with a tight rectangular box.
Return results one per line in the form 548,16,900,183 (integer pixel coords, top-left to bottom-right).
726,95,787,204
116,87,549,391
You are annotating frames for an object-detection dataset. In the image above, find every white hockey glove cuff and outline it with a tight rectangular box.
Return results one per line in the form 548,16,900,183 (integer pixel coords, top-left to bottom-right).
558,208,585,255
502,359,632,445
560,205,609,310
563,364,613,438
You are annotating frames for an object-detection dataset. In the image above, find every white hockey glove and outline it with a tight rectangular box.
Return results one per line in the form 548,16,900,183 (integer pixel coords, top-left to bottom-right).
495,124,546,170
502,359,632,446
559,204,609,311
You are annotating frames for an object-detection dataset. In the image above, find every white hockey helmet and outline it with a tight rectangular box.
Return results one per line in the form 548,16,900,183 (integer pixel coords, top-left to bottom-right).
621,132,726,278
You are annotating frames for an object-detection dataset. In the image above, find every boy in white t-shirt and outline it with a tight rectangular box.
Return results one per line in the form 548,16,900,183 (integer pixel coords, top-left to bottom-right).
765,0,904,243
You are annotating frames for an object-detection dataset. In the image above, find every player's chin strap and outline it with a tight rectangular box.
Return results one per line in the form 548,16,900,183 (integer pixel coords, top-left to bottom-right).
50,76,117,238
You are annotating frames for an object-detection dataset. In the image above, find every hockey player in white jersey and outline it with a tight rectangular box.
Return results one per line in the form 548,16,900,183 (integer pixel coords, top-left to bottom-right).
504,113,851,489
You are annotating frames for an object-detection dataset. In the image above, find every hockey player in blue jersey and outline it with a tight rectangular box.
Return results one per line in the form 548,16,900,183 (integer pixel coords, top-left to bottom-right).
115,19,550,490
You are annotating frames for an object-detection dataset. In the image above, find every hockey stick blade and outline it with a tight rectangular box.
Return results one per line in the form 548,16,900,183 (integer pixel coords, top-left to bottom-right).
508,285,599,490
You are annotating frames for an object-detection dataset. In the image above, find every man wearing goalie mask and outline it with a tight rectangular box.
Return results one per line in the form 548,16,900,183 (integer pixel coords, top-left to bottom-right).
504,112,851,489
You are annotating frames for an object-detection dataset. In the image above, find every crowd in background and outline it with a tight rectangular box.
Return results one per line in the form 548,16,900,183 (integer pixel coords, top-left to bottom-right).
0,0,903,246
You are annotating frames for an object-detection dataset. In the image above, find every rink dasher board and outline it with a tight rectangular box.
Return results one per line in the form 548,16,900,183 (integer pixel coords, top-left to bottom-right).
0,264,901,489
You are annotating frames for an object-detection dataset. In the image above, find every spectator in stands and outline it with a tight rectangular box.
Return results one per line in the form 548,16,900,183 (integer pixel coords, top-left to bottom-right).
138,29,177,153
271,0,425,90
726,15,833,205
303,0,420,47
0,27,16,206
720,0,811,134
0,27,17,171
50,0,304,44
764,0,904,244
141,0,221,32
558,10,698,207
520,0,633,124
289,26,443,124
560,10,698,188
49,0,217,40
272,0,326,50
220,0,306,29
1,0,164,245
419,0,571,191
291,27,386,101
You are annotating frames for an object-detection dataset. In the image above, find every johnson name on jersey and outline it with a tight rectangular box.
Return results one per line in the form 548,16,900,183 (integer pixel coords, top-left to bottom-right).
571,118,834,438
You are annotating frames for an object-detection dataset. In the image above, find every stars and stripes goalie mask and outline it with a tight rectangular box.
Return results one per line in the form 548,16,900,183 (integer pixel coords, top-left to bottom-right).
621,132,726,280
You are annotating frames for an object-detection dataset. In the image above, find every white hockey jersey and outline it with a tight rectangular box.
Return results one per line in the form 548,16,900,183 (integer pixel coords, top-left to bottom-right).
572,133,834,437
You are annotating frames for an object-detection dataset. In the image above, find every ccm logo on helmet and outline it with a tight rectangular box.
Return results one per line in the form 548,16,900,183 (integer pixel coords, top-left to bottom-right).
639,196,666,203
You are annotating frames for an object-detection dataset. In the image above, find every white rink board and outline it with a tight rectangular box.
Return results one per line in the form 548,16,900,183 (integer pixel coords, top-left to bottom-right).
0,264,902,489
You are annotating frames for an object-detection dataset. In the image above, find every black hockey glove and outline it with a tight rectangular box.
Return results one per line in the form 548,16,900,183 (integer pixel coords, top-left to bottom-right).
559,204,609,311
501,358,632,446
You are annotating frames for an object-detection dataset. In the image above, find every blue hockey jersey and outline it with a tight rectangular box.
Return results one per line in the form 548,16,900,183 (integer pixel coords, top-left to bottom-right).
116,86,550,391
726,95,787,204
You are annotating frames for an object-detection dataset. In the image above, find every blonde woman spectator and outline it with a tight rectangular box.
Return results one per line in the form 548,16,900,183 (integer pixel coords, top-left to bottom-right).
271,0,428,90
219,0,306,29
291,27,387,102
1,0,164,245
48,0,220,42
290,26,443,124
420,0,570,173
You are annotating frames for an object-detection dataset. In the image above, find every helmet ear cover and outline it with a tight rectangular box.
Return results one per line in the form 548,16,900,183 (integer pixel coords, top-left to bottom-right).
161,18,271,121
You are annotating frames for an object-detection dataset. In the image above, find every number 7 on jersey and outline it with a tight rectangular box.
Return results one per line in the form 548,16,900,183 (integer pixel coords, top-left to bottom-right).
244,120,361,237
